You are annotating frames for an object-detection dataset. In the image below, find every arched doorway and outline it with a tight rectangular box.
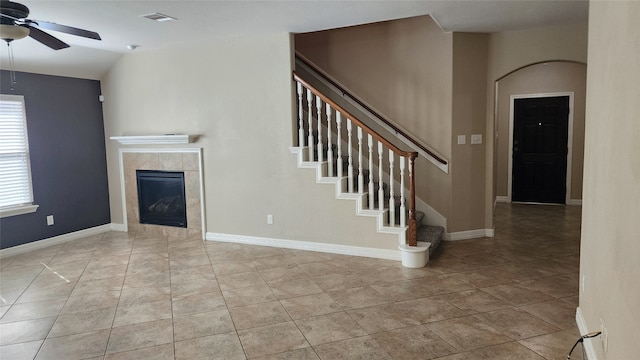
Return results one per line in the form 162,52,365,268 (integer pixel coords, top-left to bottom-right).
494,61,587,205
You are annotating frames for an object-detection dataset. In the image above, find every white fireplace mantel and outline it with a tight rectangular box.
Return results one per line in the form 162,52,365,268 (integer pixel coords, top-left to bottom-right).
110,135,195,145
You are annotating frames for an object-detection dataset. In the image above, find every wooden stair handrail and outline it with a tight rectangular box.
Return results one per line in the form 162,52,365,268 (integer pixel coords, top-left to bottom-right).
295,51,447,166
294,72,419,247
294,73,418,161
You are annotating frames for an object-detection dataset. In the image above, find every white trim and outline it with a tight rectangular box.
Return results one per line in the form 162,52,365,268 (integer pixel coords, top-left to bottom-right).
0,224,112,259
495,196,509,203
206,232,401,261
507,92,574,204
0,204,39,218
110,135,194,145
118,147,202,154
445,228,494,241
568,199,583,206
576,307,599,360
117,149,127,232
110,223,127,232
117,147,206,239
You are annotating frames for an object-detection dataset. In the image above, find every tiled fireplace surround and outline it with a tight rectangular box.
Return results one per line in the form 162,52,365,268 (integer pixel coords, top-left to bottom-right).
120,149,204,238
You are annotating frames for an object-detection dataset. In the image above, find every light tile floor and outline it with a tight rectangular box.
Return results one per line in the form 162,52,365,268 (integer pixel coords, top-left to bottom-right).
0,203,584,359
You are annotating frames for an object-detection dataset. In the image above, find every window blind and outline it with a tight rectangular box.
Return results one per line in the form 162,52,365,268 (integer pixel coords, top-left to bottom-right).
0,94,34,209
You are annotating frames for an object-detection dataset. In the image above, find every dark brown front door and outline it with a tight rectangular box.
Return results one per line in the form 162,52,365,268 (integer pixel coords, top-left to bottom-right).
512,96,569,204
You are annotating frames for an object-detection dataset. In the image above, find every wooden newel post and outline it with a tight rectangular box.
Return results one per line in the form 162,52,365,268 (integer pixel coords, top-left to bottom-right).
408,154,417,247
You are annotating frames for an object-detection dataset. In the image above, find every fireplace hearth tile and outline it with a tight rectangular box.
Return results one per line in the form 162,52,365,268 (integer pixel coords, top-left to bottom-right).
184,171,200,198
182,153,199,171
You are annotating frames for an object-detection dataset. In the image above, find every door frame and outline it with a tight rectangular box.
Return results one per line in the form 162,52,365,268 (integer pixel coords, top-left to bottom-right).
507,92,574,204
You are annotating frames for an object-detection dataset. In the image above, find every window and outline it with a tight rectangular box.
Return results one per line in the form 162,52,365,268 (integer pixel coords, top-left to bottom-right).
0,94,38,217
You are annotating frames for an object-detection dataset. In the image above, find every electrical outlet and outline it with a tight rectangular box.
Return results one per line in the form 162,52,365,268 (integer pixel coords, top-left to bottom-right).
46,215,54,226
267,214,273,225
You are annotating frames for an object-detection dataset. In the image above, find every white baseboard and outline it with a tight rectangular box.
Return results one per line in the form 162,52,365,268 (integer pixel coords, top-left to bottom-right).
568,199,583,206
444,228,494,241
495,196,510,203
110,223,127,232
0,223,116,259
576,307,599,360
206,232,401,261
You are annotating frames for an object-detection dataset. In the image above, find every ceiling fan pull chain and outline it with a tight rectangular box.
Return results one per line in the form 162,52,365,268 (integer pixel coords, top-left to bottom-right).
7,41,17,90
7,41,17,89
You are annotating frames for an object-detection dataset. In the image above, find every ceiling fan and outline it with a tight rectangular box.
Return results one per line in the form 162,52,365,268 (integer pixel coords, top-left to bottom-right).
0,0,101,50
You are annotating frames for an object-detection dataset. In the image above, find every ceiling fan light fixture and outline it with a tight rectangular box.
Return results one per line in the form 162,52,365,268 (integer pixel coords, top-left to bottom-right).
0,24,30,41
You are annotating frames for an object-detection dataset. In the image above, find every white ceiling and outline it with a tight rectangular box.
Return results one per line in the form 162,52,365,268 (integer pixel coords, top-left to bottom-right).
0,0,588,80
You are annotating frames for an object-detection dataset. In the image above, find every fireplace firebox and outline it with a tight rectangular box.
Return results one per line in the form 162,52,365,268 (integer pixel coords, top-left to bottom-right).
136,170,187,228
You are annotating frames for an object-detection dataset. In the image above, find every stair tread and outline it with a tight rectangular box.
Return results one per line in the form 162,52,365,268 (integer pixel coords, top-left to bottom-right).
416,225,444,255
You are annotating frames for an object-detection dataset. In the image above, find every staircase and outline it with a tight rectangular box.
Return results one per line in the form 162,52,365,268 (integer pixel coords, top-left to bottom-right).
292,74,444,267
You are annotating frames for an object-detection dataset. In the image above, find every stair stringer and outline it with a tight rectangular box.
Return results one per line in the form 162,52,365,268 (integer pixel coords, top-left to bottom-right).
291,146,409,246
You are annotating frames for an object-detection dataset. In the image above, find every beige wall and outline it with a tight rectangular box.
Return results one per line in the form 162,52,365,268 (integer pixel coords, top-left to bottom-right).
295,15,453,158
495,62,587,201
101,32,398,251
580,1,640,358
487,23,588,82
451,33,489,232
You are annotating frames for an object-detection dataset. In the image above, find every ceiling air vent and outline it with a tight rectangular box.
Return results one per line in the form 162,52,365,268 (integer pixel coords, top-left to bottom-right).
140,13,177,22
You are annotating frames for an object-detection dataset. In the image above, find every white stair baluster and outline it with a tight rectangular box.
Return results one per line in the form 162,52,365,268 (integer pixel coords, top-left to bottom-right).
316,96,324,162
368,134,374,209
347,119,354,193
336,113,343,179
408,156,416,246
389,149,395,226
326,104,333,177
378,142,384,212
316,96,323,163
357,127,363,194
297,82,304,147
399,156,406,228
306,90,314,161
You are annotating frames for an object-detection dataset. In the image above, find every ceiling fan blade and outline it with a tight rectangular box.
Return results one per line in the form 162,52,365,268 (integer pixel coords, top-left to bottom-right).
30,20,101,40
25,25,69,50
0,12,20,22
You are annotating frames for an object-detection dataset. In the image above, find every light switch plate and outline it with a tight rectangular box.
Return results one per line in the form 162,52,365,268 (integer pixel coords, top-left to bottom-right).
471,134,483,144
457,135,466,145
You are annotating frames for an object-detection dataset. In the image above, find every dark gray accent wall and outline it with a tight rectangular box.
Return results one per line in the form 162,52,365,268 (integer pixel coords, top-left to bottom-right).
0,71,110,249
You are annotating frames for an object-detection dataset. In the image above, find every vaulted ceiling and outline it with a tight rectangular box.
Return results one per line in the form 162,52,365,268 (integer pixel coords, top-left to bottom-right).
0,0,588,80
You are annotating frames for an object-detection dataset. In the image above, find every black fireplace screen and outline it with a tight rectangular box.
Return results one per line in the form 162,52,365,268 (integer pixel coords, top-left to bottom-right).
136,170,187,228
